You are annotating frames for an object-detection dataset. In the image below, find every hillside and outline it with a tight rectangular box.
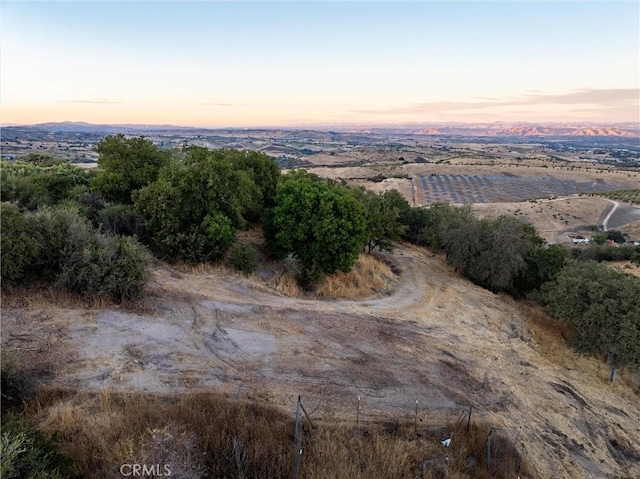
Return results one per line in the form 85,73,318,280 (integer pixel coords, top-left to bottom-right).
2,244,639,478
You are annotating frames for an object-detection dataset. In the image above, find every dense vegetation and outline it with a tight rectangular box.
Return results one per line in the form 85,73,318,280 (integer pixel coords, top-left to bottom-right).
0,414,78,479
1,203,150,301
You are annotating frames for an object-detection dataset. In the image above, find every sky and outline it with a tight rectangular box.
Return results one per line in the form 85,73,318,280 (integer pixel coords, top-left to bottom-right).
1,1,639,128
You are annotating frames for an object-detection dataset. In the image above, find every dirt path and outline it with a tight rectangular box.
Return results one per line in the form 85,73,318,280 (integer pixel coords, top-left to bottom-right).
599,200,619,231
2,244,639,478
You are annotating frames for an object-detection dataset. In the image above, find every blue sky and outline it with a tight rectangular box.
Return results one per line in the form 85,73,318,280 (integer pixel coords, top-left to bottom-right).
1,1,638,127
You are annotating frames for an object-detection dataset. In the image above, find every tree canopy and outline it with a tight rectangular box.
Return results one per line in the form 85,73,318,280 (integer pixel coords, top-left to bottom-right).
537,260,640,369
91,134,170,204
265,171,366,286
349,187,408,252
441,214,544,292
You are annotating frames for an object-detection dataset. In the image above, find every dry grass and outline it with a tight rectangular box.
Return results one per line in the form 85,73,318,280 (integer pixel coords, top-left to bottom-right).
266,253,398,300
606,261,640,278
271,273,304,298
1,285,112,310
316,254,397,300
169,261,222,275
513,299,639,400
22,389,530,479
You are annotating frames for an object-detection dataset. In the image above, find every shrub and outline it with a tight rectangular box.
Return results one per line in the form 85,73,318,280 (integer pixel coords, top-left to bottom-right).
7,205,151,302
230,244,258,274
400,203,474,251
76,191,107,226
0,203,40,287
441,215,543,292
0,161,89,210
0,414,77,479
58,228,151,302
572,244,639,262
97,204,147,238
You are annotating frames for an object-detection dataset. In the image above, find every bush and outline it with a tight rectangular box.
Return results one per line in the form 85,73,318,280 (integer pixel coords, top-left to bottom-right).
441,215,543,292
0,161,89,210
58,227,151,302
0,414,77,479
0,203,40,287
230,244,259,274
572,244,639,262
76,191,107,226
4,205,151,302
400,203,474,251
97,204,147,238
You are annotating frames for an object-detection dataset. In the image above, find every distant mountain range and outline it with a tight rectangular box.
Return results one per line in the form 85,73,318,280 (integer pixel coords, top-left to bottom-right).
409,124,638,137
2,121,639,138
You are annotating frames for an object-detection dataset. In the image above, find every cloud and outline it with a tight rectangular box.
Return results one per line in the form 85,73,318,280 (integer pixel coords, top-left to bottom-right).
57,98,123,104
354,88,640,115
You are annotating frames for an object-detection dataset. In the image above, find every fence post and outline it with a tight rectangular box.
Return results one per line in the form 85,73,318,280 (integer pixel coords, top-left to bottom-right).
486,429,493,471
467,405,472,434
294,396,302,479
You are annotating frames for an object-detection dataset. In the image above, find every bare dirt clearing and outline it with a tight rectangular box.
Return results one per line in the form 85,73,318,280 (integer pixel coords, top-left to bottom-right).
2,244,639,478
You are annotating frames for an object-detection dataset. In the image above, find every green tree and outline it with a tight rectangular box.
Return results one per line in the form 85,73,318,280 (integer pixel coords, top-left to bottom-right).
442,215,543,292
538,260,640,372
132,151,246,263
234,150,281,217
181,147,262,228
265,171,366,286
91,134,170,203
349,188,407,252
400,203,474,251
511,244,569,297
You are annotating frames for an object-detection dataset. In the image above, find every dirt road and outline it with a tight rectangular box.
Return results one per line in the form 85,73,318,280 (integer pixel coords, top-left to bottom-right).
2,244,639,478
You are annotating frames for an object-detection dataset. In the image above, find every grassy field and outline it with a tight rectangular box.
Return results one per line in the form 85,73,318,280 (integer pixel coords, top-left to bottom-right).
6,389,528,479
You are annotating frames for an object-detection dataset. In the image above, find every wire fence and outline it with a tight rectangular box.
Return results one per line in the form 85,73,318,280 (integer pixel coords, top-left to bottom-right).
291,394,523,478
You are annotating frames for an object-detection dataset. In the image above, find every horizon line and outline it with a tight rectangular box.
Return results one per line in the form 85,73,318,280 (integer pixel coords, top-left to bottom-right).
2,120,639,130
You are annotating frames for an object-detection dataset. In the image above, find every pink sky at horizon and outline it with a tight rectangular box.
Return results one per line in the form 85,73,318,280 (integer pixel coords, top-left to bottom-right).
2,2,638,128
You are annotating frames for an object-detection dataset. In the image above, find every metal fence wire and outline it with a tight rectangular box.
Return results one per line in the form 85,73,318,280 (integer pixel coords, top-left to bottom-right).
291,394,523,478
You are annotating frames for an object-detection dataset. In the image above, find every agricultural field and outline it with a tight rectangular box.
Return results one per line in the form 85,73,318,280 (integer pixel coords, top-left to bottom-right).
306,154,639,245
